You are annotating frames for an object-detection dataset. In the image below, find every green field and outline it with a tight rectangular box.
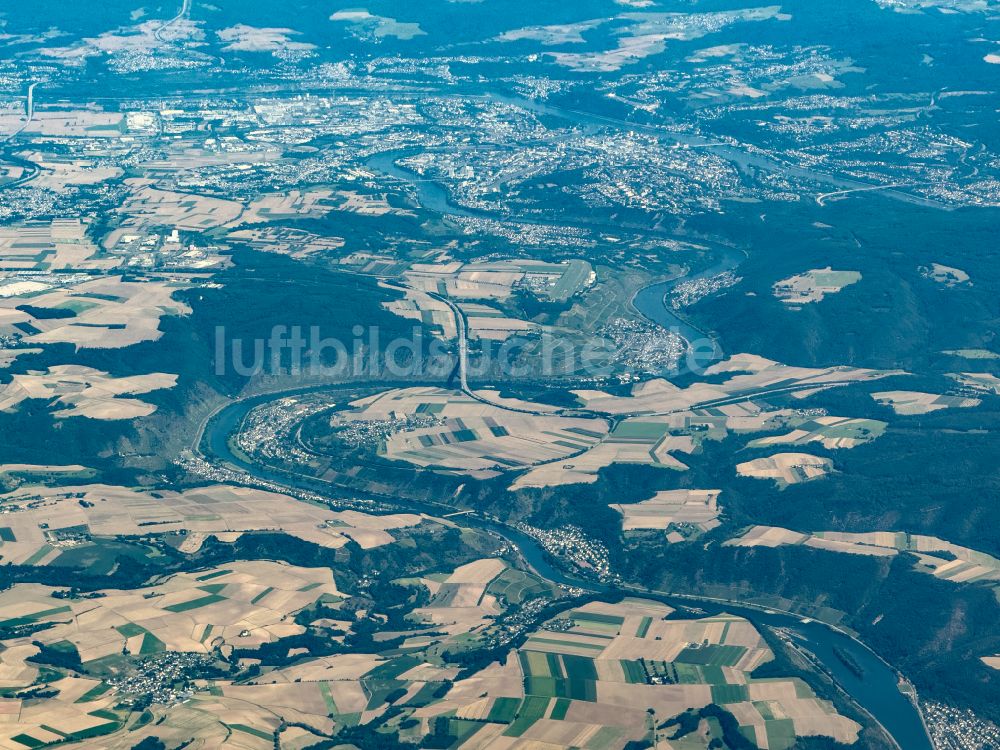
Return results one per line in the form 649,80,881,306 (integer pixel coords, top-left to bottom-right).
676,644,746,667
502,696,550,737
163,594,227,613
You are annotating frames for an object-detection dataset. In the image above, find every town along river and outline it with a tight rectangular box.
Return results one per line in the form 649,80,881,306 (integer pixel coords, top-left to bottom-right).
202,389,932,750
630,245,744,374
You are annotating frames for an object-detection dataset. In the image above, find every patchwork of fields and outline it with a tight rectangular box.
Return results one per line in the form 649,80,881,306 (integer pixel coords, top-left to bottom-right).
417,598,860,749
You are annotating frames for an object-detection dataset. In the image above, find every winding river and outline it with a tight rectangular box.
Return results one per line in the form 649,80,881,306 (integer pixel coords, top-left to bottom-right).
366,149,739,371
201,390,932,750
256,120,935,748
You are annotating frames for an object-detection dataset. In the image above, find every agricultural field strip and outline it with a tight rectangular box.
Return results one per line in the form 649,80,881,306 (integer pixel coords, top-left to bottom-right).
727,527,1000,585
416,598,859,748
0,483,425,564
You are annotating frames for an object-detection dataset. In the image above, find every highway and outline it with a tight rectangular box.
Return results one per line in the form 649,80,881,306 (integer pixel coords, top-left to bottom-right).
1,82,38,144
154,0,192,43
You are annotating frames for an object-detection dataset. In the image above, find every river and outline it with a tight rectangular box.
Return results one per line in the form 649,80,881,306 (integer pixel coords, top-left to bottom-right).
629,245,744,372
366,148,739,371
200,389,932,750
282,121,934,748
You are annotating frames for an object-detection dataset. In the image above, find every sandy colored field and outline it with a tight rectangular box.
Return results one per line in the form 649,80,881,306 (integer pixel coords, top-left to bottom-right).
511,431,690,489
571,353,895,415
419,597,859,748
748,416,886,450
0,349,41,370
108,179,244,247
726,526,810,548
0,109,124,138
382,284,457,339
0,675,126,750
414,558,507,634
13,152,123,192
270,653,385,685
611,489,721,540
949,371,1000,395
235,189,337,224
872,390,980,415
0,219,112,271
401,257,593,302
0,561,342,663
0,463,90,475
922,262,970,286
736,453,834,487
0,483,424,564
461,302,543,341
95,690,338,750
0,274,192,349
0,365,175,419
513,354,894,490
943,348,1000,360
728,527,1000,586
331,189,414,217
227,226,345,260
380,255,591,345
336,387,609,479
773,267,861,305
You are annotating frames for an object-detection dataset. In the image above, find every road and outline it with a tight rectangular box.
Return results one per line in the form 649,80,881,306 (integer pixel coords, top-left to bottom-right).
1,82,38,144
154,0,192,43
816,182,922,206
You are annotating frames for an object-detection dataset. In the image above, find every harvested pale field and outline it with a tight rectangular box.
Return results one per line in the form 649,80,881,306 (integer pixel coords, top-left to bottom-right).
415,558,506,633
0,110,124,138
0,219,113,271
748,416,886,450
0,675,125,750
402,258,592,303
726,526,809,548
0,561,343,663
235,189,337,224
729,527,1000,587
270,653,385,687
611,489,721,537
511,434,689,490
105,694,293,750
420,597,858,748
872,390,980,415
13,152,123,192
472,390,561,413
404,264,522,300
0,365,175,419
736,453,834,487
922,262,970,286
510,356,890,490
227,226,345,260
467,313,541,341
337,387,608,479
382,284,457,339
0,483,423,564
949,371,1000,395
331,189,414,217
571,354,895,415
411,657,524,723
773,267,861,305
0,463,91,479
110,179,245,242
0,349,48,370
0,274,192,349
942,349,1000,360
